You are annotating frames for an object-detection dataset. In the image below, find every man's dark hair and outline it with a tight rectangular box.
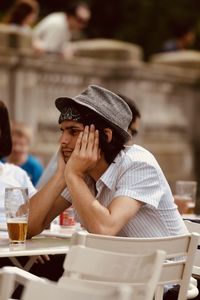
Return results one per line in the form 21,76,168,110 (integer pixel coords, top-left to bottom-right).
0,100,12,158
60,101,127,164
117,94,141,124
83,114,127,164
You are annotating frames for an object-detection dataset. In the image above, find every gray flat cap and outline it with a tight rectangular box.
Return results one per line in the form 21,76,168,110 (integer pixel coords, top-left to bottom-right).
55,85,132,139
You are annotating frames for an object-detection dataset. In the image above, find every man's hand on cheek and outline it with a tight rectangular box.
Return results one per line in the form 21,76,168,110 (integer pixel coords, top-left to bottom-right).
65,125,100,178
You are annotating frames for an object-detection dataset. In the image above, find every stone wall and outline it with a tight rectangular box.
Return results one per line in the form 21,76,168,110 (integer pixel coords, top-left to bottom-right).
1,48,200,211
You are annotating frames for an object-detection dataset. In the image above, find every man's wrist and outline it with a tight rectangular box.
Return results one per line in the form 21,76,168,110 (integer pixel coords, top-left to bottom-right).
65,171,84,184
53,171,65,188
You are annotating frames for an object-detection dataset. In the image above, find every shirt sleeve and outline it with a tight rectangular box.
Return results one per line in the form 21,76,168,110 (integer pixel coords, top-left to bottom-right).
61,188,72,203
114,161,166,209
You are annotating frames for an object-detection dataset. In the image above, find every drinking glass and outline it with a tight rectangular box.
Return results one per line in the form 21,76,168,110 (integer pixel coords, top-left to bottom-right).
174,181,197,214
4,187,29,243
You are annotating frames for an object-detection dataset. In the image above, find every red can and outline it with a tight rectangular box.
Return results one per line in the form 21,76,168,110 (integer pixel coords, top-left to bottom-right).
60,207,76,226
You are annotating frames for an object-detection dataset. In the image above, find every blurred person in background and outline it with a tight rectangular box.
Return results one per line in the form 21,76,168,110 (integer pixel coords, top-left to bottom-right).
3,121,44,186
160,22,196,52
0,101,36,225
3,0,39,34
117,94,141,145
0,101,64,290
33,1,91,56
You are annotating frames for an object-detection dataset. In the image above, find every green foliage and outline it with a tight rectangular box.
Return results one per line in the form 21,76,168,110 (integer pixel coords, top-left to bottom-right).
85,0,200,59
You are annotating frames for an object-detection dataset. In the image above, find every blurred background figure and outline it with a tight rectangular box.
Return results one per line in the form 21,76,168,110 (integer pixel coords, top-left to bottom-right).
36,150,57,189
0,101,62,288
3,121,44,186
117,94,141,146
3,0,39,33
0,102,12,159
0,101,36,225
32,1,91,56
160,21,196,52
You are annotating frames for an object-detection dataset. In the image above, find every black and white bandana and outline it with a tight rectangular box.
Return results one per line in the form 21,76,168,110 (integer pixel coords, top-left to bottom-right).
58,106,82,124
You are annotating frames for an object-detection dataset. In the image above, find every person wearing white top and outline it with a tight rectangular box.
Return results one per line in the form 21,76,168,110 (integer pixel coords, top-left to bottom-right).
0,100,36,224
0,100,64,287
0,161,36,224
33,2,91,54
27,85,187,239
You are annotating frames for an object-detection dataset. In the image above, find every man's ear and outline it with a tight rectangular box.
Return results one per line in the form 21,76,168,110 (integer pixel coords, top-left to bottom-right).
103,128,112,143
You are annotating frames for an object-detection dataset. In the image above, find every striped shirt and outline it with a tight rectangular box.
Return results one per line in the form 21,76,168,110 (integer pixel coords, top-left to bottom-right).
62,145,188,237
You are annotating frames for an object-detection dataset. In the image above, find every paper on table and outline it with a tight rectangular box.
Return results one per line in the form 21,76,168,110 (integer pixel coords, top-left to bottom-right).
40,223,82,238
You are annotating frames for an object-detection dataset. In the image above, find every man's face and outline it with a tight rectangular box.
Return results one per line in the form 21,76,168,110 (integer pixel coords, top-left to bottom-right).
59,119,84,162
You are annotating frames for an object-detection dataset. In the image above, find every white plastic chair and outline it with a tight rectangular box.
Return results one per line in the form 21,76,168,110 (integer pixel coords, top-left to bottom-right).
0,245,165,300
0,268,16,300
184,220,200,275
69,231,199,300
21,279,134,300
60,245,165,300
0,267,44,300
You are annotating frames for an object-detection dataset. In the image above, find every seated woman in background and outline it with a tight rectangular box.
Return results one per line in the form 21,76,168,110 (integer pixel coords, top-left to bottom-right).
0,101,36,224
4,121,44,186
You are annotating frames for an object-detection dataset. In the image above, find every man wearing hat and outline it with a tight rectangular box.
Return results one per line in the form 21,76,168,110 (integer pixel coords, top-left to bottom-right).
28,85,187,238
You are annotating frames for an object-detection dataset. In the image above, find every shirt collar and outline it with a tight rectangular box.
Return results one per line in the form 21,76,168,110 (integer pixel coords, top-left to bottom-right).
97,150,125,190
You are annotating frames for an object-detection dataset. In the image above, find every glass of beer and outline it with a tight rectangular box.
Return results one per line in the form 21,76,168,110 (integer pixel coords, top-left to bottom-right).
5,187,29,243
174,181,197,214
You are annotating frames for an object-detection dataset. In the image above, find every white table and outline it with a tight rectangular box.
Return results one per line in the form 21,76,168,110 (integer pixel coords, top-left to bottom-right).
0,235,70,258
0,226,75,270
182,214,200,220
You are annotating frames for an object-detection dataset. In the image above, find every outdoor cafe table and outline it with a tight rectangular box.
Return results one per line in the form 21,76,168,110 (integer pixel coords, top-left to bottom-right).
0,226,77,270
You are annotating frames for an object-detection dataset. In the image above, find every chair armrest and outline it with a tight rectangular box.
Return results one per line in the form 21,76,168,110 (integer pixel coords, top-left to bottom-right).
1,266,45,285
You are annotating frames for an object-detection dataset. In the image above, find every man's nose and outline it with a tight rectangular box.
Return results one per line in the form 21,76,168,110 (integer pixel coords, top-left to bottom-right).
59,131,70,144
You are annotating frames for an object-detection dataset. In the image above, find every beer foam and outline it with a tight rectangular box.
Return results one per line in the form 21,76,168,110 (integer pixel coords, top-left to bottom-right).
7,218,27,223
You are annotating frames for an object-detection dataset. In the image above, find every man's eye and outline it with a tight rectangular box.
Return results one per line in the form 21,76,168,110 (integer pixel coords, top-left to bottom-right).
70,129,80,135
60,128,64,132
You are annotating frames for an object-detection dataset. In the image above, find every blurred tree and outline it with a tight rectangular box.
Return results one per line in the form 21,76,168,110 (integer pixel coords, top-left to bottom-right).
1,0,200,60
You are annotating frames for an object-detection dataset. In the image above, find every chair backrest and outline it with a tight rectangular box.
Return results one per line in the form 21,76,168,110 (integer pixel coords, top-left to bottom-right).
0,269,16,300
69,231,199,300
21,278,138,300
184,220,200,268
59,245,165,300
0,266,45,300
